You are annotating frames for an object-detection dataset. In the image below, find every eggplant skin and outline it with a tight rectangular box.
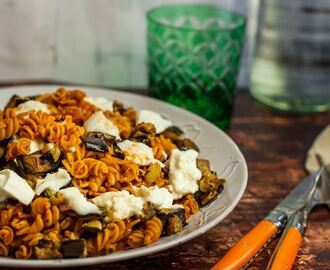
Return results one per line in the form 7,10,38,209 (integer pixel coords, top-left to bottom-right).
85,132,116,146
196,159,225,206
112,143,125,159
131,123,156,145
34,239,62,259
176,138,199,152
61,239,87,258
158,208,186,236
4,94,38,110
0,139,10,169
15,147,63,179
161,127,199,152
81,137,108,153
161,126,184,142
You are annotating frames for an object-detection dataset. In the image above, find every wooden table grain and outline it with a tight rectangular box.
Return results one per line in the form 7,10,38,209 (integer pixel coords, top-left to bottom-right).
0,83,329,270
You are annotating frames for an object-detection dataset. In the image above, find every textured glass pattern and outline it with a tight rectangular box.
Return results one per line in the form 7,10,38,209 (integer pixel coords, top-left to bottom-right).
148,5,246,129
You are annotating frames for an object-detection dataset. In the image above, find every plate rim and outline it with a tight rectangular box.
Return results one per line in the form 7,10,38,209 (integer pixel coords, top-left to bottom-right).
0,84,248,268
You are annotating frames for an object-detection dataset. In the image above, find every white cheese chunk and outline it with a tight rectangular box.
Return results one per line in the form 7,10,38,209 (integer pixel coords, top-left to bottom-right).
29,140,45,154
117,140,163,166
84,111,120,139
35,168,71,195
136,185,183,210
84,97,113,112
0,169,35,205
92,190,144,219
15,100,50,114
137,110,172,134
168,149,202,199
59,187,101,215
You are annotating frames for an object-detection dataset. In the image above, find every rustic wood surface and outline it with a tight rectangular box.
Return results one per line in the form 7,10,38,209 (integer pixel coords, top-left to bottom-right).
0,83,329,270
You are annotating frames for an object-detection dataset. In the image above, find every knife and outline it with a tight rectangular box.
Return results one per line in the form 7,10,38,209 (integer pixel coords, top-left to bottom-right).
210,171,321,270
265,164,330,270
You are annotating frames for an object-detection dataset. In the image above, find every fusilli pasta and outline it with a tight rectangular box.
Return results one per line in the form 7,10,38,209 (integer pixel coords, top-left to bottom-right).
0,87,225,259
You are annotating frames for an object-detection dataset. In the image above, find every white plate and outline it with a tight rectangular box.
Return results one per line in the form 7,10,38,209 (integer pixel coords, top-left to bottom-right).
0,85,248,268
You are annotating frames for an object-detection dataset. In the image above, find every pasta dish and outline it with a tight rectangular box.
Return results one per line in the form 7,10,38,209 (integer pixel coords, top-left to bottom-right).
0,88,225,259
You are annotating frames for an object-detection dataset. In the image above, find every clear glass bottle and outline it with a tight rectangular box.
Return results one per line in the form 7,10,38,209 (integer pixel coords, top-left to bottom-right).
251,0,330,113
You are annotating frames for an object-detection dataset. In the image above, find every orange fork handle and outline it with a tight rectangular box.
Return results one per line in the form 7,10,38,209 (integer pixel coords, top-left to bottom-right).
211,220,278,270
269,227,303,270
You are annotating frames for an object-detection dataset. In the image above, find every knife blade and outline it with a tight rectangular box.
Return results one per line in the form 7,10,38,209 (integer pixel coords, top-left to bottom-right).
266,165,330,270
264,171,320,226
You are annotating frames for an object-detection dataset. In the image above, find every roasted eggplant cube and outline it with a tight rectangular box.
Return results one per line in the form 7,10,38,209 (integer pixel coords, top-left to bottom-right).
85,132,116,146
198,175,225,206
61,239,87,258
113,143,125,159
161,126,184,142
176,138,199,152
34,239,62,259
140,203,157,222
81,137,108,152
0,139,10,168
167,215,183,235
82,219,103,233
131,123,156,145
158,208,186,236
19,152,54,174
112,100,125,114
16,146,63,178
4,95,32,110
196,159,211,173
196,158,225,206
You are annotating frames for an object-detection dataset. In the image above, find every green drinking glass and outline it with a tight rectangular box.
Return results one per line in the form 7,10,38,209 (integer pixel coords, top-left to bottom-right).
147,5,246,130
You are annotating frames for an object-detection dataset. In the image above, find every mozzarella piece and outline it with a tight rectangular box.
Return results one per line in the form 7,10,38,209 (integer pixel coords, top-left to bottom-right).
0,169,35,205
84,111,120,139
15,100,50,114
136,185,182,210
92,190,144,219
137,110,172,134
29,140,45,154
59,187,101,215
117,140,163,166
35,168,71,195
84,97,113,112
168,149,202,199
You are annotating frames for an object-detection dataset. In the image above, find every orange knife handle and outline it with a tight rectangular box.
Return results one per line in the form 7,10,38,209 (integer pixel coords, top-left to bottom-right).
269,227,303,270
211,220,278,270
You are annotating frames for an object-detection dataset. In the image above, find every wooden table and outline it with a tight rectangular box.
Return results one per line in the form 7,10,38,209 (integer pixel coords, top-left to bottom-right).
1,83,330,270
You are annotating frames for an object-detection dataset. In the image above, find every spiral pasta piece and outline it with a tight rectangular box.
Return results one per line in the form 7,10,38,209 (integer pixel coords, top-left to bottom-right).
151,135,176,161
0,109,19,141
19,111,55,140
127,230,144,248
15,245,32,259
0,226,14,245
0,241,9,257
96,219,126,251
182,195,200,219
5,138,32,160
46,115,85,151
144,217,163,245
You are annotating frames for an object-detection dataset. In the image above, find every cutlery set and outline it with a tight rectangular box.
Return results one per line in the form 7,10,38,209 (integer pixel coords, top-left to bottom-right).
211,127,330,270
